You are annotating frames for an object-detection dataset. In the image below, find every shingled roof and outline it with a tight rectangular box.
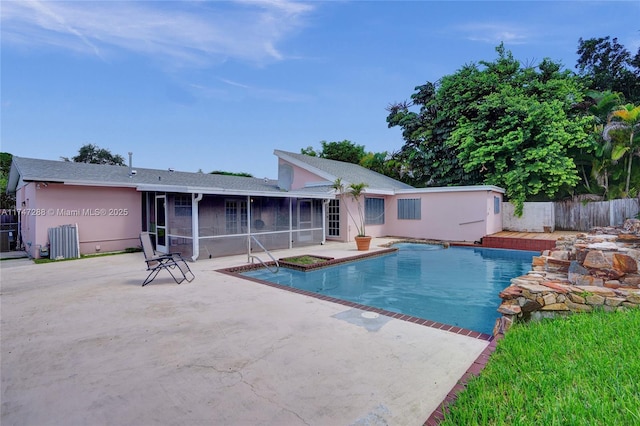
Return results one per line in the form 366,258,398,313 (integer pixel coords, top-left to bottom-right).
6,157,326,198
274,150,414,193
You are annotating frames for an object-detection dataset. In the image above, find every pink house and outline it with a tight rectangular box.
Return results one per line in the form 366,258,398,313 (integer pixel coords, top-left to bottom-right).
7,150,503,260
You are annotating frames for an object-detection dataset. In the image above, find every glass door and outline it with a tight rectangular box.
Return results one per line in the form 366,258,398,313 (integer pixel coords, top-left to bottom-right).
155,195,167,253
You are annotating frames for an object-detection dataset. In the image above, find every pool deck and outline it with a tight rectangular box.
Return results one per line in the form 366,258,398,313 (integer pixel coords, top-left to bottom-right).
1,238,496,425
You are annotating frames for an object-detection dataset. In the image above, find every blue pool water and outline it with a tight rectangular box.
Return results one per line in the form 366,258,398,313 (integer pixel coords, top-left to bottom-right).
241,243,538,335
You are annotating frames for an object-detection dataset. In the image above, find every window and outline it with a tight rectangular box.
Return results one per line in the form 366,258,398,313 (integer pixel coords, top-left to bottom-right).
327,199,340,237
174,196,192,217
365,197,384,225
494,196,501,214
225,200,248,234
398,198,421,220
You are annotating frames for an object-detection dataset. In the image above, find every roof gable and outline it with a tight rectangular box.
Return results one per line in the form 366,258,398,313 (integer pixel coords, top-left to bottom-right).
273,150,414,192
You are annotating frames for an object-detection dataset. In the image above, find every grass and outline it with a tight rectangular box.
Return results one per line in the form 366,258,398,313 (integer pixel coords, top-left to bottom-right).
280,255,330,265
441,309,640,425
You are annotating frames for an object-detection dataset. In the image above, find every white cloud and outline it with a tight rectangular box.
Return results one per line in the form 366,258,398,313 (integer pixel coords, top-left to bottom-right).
0,0,314,66
455,23,530,45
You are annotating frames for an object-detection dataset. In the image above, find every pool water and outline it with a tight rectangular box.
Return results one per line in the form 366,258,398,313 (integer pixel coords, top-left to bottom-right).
241,243,537,335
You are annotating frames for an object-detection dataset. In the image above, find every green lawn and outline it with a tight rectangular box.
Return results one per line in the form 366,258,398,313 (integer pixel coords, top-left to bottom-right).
441,309,640,425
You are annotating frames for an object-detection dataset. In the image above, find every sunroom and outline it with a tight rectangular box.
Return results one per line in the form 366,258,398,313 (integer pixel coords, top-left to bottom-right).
142,192,330,261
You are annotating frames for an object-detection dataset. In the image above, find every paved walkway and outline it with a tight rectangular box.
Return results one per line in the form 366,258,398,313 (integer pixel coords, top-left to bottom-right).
1,239,490,425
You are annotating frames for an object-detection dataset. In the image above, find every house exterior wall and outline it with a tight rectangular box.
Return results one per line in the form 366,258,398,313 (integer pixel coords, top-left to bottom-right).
382,189,503,242
280,159,328,190
16,183,141,258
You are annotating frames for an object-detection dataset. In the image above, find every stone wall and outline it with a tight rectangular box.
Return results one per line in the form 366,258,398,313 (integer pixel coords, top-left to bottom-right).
495,220,640,335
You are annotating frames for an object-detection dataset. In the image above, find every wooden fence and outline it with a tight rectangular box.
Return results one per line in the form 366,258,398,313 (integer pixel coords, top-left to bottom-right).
503,199,640,232
554,199,640,231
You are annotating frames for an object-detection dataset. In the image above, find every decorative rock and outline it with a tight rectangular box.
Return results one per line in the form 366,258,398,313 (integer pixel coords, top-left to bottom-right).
622,248,640,261
579,286,617,297
542,293,557,305
583,250,612,269
518,283,554,293
530,311,567,321
495,226,640,336
604,280,622,289
498,303,522,315
585,294,606,305
627,293,640,304
621,275,640,286
591,268,624,281
550,250,569,260
499,286,523,299
568,261,589,282
520,300,542,312
623,218,640,232
493,316,514,335
567,293,586,304
540,302,569,311
571,274,604,287
585,234,618,242
532,256,546,267
605,297,625,307
547,258,571,273
541,281,570,293
565,300,593,312
617,234,640,243
612,253,638,273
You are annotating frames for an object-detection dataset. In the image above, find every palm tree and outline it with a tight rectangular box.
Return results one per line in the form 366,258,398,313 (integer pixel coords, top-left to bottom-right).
588,91,623,196
331,178,369,237
603,103,640,196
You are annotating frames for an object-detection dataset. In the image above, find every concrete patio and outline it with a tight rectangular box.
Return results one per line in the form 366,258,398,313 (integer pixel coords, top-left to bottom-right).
1,238,490,425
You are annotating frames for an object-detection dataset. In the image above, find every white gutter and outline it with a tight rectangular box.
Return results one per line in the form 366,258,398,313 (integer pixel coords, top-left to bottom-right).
394,185,505,194
191,193,203,261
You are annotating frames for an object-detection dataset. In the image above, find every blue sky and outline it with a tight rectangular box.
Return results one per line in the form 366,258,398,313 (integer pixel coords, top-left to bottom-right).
2,1,639,179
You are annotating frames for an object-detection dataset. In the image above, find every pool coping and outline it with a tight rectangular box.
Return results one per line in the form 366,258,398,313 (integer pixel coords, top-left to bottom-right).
217,247,498,425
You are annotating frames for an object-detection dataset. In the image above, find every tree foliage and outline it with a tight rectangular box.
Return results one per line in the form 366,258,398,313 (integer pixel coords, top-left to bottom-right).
303,140,366,164
386,44,596,214
443,46,594,214
65,144,126,166
0,152,15,208
210,170,254,177
577,36,640,103
603,103,640,196
386,83,480,187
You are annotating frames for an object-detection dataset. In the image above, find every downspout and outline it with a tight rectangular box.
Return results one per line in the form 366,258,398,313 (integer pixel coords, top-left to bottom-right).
190,193,203,261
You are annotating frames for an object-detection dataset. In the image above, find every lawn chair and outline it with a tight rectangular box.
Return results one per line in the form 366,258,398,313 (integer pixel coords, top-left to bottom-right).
140,232,195,286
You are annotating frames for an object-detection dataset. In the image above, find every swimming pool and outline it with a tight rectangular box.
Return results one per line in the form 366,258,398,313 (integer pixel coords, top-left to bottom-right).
241,243,538,335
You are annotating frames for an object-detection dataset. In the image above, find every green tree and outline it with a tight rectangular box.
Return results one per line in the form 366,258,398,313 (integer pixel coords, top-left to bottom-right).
359,151,396,177
442,45,593,215
318,140,366,164
577,36,640,103
332,178,368,237
386,83,480,187
65,144,126,165
604,103,640,196
584,91,625,197
0,152,15,208
210,170,253,177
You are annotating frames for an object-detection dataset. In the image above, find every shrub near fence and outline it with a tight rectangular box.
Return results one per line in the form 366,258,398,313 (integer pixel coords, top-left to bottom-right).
503,199,640,232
